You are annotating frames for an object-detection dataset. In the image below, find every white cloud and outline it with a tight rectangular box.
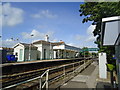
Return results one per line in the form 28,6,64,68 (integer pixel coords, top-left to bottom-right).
1,39,18,47
21,29,55,40
1,3,24,27
0,4,2,27
31,10,57,19
87,25,96,35
67,43,82,48
6,39,13,41
75,35,84,41
73,25,97,48
67,43,74,46
22,29,44,39
86,36,96,42
86,25,96,42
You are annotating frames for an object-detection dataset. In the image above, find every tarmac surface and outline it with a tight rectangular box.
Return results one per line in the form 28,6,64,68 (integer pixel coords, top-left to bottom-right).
61,61,98,89
48,60,116,90
60,60,113,89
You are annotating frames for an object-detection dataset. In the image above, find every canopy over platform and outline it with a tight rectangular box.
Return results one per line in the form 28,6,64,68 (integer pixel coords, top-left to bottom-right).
101,16,120,46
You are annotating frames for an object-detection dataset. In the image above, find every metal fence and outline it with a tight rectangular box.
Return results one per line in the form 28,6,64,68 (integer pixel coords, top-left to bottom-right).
2,59,93,90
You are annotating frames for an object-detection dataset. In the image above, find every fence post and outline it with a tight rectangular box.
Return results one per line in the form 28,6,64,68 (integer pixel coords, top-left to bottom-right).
63,66,65,76
39,78,42,90
46,69,49,90
79,61,80,66
78,61,81,72
73,63,74,76
63,66,66,83
84,60,86,69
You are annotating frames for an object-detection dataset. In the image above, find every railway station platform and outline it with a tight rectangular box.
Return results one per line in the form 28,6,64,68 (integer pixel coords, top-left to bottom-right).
2,58,86,75
60,61,113,89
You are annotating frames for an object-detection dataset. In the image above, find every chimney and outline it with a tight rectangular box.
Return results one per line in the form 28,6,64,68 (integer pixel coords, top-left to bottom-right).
45,35,49,42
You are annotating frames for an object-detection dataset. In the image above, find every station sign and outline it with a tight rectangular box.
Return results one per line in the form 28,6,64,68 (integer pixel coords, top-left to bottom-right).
80,48,99,52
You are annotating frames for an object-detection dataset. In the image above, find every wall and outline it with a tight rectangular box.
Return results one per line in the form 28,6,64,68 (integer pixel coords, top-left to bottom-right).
53,45,65,50
34,44,54,60
30,49,37,61
24,49,37,61
14,45,24,62
42,44,53,60
33,44,42,60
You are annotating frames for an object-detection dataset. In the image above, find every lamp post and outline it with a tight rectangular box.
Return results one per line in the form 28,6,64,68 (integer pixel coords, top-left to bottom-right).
0,36,1,47
50,42,52,59
49,40,56,59
28,34,34,61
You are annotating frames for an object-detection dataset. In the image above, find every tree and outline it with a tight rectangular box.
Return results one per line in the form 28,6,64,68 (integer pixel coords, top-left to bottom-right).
79,2,120,46
81,47,90,57
79,2,120,64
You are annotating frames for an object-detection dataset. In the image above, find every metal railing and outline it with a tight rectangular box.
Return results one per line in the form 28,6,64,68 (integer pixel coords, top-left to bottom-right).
1,59,93,90
48,59,93,88
39,69,49,90
1,70,49,90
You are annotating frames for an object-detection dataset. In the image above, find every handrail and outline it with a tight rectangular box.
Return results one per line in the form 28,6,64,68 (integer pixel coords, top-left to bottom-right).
40,69,49,78
39,69,49,90
49,60,84,71
2,58,94,90
2,75,41,90
48,59,93,88
2,69,49,90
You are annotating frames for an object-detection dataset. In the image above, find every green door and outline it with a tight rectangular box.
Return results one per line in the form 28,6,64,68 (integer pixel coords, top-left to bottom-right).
44,49,46,60
19,49,23,60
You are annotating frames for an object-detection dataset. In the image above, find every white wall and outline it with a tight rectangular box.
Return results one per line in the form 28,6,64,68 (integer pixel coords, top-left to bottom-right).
24,49,37,61
30,49,37,61
42,44,53,59
14,45,24,62
34,44,42,60
99,53,107,79
24,49,29,61
53,45,65,50
34,43,54,60
14,44,37,62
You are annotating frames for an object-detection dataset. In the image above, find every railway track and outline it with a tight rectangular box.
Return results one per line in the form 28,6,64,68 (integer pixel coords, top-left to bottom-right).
1,57,94,89
2,63,69,87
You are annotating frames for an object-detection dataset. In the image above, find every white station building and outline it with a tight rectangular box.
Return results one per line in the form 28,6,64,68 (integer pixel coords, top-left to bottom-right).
13,35,81,62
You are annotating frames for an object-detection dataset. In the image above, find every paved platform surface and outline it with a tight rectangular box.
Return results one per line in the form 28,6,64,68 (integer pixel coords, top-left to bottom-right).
61,61,98,88
60,60,117,89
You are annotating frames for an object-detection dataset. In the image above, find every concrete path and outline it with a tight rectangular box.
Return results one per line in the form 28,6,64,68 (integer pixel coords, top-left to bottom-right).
61,61,98,89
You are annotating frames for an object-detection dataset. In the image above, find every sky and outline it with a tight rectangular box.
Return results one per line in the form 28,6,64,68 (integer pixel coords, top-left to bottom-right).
1,2,97,48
